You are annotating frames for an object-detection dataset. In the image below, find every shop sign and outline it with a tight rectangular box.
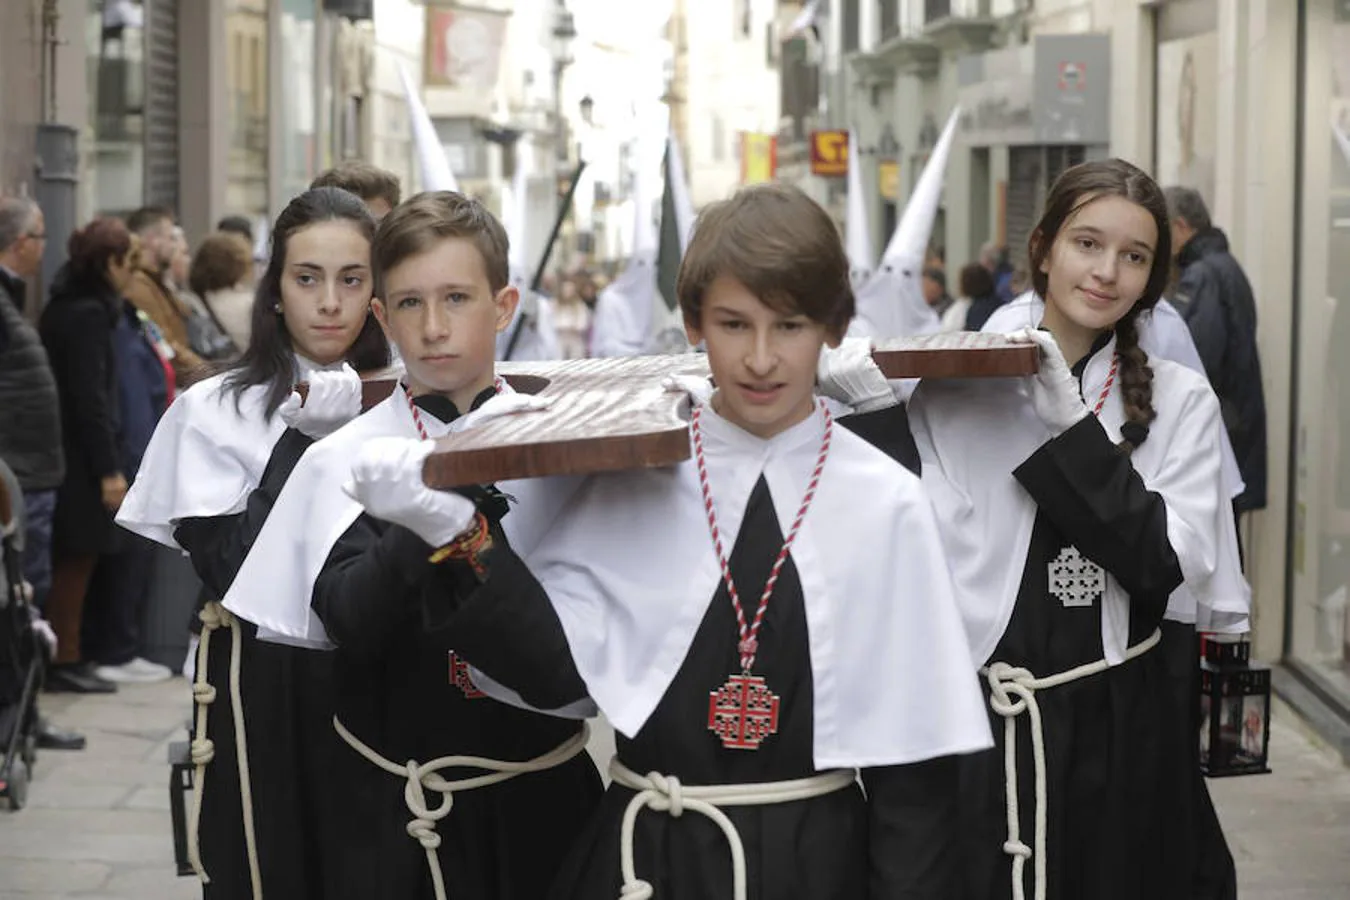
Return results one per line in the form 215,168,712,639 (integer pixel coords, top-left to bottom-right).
809,130,849,177
878,160,900,200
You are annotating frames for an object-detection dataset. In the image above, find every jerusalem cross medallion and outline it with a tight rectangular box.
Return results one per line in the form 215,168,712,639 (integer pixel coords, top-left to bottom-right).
708,674,781,750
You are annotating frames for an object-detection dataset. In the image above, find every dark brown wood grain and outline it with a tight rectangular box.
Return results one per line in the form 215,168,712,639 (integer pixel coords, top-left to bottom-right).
292,339,1036,488
872,332,1039,378
422,355,710,489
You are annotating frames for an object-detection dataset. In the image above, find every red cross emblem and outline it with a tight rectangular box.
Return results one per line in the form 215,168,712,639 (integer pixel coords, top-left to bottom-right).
449,652,485,700
707,674,781,750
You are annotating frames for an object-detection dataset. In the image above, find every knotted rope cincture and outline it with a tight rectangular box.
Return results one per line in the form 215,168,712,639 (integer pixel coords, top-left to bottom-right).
608,758,857,900
333,717,591,900
982,627,1162,900
187,602,263,898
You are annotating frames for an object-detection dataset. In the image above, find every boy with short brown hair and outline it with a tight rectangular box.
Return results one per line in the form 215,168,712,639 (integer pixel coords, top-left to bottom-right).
220,190,601,900
435,182,992,899
311,161,402,220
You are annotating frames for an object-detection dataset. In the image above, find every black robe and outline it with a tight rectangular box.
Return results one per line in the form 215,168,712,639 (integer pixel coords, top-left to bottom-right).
174,427,351,900
957,407,1219,900
450,476,961,900
309,393,602,900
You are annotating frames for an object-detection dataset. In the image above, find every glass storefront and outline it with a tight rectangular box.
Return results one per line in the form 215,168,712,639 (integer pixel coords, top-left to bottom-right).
278,0,318,203
1289,0,1350,710
226,0,271,221
85,0,146,218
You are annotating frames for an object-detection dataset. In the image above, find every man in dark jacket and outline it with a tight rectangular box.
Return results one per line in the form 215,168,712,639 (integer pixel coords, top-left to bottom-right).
0,198,64,609
0,196,85,747
1165,186,1268,516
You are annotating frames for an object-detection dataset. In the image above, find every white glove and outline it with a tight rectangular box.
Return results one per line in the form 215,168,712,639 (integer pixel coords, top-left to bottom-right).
278,364,363,440
1009,328,1089,436
662,374,714,406
816,337,897,413
457,391,555,432
343,437,477,547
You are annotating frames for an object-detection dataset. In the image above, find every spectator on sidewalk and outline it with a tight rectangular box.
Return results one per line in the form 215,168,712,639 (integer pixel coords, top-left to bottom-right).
0,197,63,611
124,206,204,386
922,266,953,318
78,271,173,686
39,218,140,694
1165,186,1269,519
188,231,254,351
0,199,85,748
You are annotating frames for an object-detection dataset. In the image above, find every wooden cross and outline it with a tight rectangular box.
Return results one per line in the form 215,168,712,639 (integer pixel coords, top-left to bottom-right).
299,334,1037,489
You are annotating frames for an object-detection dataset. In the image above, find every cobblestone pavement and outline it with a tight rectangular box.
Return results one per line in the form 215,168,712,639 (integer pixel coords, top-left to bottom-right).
0,680,1345,898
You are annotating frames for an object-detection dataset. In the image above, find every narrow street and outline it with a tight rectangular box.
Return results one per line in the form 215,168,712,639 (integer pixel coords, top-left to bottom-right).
0,681,1345,898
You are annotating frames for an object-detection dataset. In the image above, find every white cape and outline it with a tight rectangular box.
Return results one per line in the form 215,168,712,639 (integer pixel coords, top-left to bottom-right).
982,294,1245,500
117,366,302,550
908,337,1250,669
506,400,993,769
116,358,375,550
221,382,580,649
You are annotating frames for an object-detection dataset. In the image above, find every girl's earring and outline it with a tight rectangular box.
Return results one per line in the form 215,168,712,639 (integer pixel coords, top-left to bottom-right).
273,303,283,314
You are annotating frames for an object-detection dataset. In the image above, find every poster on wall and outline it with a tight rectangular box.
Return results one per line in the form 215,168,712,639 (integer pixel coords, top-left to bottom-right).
424,4,509,91
1155,31,1219,208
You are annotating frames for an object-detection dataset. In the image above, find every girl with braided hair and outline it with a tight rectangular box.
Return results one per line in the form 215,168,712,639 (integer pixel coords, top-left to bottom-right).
819,158,1248,898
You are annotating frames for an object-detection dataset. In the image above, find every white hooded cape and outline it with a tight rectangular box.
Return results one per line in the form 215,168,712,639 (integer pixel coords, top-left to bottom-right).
908,337,1250,669
981,292,1246,502
220,382,580,649
116,358,345,550
501,398,993,769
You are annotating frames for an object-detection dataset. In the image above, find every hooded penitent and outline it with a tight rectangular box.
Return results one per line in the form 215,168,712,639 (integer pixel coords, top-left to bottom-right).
845,129,874,290
848,107,960,340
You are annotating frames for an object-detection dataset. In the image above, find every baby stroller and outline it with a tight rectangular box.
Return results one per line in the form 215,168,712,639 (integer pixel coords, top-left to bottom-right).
0,471,41,809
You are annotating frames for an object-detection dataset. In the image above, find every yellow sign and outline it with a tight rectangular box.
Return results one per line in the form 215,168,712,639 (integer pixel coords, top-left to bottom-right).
810,130,849,177
878,160,900,200
740,133,777,184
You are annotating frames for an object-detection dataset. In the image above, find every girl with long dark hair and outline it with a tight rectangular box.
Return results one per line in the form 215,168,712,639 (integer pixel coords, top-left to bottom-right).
822,158,1247,898
118,186,390,899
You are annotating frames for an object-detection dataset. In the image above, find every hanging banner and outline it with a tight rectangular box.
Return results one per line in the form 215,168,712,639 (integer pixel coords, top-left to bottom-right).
740,132,777,184
878,160,899,200
424,4,510,91
809,129,849,177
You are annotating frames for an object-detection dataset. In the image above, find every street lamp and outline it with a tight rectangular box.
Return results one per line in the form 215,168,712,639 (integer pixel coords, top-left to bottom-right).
551,0,576,167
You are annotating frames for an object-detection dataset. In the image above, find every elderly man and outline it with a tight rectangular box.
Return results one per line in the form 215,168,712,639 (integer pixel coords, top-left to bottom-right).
1165,186,1268,522
0,196,91,737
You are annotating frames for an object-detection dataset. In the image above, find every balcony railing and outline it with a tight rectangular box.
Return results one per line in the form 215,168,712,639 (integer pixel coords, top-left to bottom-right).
924,0,951,21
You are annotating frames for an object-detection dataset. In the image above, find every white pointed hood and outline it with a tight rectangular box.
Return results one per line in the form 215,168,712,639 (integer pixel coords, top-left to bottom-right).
845,129,873,289
496,160,560,361
399,62,459,193
848,107,959,340
666,128,696,253
591,150,662,357
507,162,531,288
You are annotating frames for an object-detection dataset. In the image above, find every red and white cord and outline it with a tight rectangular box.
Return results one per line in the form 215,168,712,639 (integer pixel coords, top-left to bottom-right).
691,404,833,674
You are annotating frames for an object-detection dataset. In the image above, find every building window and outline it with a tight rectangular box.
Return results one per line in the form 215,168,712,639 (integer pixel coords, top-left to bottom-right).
87,0,147,218
1288,0,1350,711
736,0,752,38
878,0,899,41
842,0,860,53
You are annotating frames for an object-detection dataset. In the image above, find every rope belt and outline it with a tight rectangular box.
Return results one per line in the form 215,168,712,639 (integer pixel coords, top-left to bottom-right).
982,627,1162,900
608,757,857,900
333,717,591,900
187,602,263,899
